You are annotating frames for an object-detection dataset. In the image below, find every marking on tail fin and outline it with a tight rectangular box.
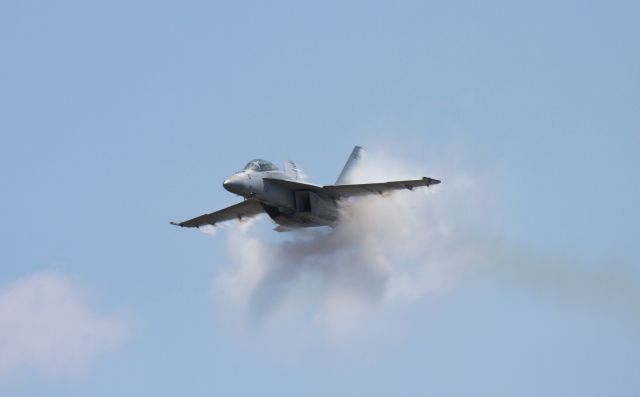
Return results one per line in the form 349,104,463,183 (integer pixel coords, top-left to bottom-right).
336,145,364,184
284,160,301,180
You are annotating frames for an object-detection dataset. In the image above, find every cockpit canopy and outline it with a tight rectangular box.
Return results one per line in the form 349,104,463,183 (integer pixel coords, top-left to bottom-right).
243,159,278,172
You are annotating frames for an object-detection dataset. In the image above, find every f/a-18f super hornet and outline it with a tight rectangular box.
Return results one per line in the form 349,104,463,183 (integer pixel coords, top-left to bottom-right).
171,146,440,232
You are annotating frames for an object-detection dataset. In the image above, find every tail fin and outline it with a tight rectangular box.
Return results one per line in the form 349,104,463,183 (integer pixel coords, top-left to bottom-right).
284,160,301,181
335,145,364,184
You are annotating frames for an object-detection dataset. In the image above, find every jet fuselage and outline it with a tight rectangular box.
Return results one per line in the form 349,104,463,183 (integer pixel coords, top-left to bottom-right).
171,147,440,232
223,166,339,229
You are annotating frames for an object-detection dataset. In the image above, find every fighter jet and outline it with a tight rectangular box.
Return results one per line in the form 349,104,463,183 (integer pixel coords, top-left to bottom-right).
171,146,440,232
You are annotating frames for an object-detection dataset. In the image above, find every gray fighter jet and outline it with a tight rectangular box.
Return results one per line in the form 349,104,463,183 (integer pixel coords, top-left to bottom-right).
171,146,440,232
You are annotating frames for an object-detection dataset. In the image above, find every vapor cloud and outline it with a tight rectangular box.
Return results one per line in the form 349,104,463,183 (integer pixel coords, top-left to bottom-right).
0,272,129,378
212,149,493,347
211,148,639,351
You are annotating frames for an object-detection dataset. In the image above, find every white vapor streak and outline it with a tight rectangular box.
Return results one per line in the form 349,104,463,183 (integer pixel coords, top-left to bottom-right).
212,149,492,348
212,148,640,353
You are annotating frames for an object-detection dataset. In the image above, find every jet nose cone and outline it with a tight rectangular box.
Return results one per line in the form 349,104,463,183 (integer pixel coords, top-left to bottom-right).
222,178,234,191
223,175,243,194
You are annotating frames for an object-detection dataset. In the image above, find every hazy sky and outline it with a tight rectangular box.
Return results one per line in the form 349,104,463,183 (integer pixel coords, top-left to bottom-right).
1,1,639,396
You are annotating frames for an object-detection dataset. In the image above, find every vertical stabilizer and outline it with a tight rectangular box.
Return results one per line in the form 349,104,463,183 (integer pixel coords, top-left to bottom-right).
284,160,301,181
335,145,364,184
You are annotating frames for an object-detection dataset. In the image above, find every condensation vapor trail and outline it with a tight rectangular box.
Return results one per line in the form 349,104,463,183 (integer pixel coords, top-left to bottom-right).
211,148,640,350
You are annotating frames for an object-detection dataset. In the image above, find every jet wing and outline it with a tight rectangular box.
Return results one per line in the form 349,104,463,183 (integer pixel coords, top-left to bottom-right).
323,177,441,198
264,176,440,198
263,178,325,193
170,199,264,228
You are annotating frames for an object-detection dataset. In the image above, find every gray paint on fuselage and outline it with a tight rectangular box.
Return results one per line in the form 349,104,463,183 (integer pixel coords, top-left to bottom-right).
223,169,338,228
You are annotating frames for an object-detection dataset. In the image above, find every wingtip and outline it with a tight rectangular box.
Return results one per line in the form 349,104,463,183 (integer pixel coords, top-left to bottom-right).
423,177,442,185
170,222,182,227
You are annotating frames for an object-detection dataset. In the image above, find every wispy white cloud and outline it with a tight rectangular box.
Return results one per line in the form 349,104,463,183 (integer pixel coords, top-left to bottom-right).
0,272,129,378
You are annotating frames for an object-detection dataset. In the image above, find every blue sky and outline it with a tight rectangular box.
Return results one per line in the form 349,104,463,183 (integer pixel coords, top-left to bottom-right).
1,0,639,396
